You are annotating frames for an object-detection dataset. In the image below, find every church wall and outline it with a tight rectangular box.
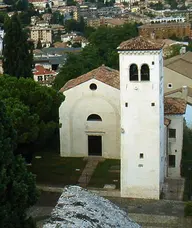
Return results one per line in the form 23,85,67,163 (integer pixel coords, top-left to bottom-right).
164,67,192,94
119,50,164,199
165,115,184,178
59,79,120,158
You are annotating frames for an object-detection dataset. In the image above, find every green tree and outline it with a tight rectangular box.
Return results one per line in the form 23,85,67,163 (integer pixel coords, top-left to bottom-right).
14,0,28,11
0,76,64,158
36,38,42,49
51,11,64,25
0,100,39,228
3,14,33,78
169,0,178,9
65,18,85,33
53,44,102,90
53,23,139,90
149,2,164,10
0,11,7,24
53,30,62,43
45,3,52,13
53,53,86,90
84,26,96,39
72,42,81,48
88,23,138,67
4,0,29,11
165,44,182,59
66,0,76,6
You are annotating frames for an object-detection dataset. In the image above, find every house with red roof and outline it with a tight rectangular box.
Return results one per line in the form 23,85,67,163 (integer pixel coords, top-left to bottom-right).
33,65,57,86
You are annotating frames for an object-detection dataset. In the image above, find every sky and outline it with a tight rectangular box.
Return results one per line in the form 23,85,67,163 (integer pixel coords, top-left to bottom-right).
184,104,192,128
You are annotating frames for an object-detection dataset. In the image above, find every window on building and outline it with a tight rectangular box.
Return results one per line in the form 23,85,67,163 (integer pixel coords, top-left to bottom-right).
169,129,176,138
167,83,173,88
90,83,97,90
169,155,175,167
140,153,144,159
141,64,150,81
87,114,102,121
38,76,43,81
129,64,138,81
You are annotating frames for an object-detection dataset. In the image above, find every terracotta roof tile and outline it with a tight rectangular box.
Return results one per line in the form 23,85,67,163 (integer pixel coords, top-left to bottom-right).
33,65,57,76
60,66,187,115
118,36,164,51
60,65,120,92
164,97,187,115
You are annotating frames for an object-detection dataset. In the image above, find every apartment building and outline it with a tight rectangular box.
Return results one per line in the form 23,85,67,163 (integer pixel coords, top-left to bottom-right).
28,0,47,7
139,23,191,39
30,27,52,47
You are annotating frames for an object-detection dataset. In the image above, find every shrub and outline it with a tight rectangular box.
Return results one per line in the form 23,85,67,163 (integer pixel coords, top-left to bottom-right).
184,201,192,217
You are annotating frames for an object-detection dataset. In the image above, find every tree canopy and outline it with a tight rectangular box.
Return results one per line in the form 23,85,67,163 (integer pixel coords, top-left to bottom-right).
3,0,28,11
0,76,64,158
0,100,38,227
3,14,33,78
53,23,139,90
64,17,85,33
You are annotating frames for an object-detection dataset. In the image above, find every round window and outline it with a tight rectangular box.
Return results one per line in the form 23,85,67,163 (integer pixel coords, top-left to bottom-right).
90,83,97,91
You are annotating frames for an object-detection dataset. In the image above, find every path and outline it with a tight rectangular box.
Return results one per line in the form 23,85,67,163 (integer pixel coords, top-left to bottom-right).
77,157,105,187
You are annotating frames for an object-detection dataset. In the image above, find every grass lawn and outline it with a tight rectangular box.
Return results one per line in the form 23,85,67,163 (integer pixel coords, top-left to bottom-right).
28,150,87,187
88,159,120,189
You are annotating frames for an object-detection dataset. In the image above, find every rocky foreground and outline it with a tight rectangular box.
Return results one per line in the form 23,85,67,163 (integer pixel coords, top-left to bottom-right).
43,186,141,228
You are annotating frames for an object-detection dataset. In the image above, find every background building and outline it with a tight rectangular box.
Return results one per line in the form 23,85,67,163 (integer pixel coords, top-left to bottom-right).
30,27,52,47
139,23,191,39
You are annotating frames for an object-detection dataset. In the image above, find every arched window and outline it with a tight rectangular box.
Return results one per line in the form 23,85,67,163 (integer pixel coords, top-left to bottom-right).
141,64,150,81
129,64,138,81
87,114,102,121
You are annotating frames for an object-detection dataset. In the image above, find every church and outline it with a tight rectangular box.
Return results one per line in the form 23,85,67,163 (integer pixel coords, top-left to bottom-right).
59,36,187,199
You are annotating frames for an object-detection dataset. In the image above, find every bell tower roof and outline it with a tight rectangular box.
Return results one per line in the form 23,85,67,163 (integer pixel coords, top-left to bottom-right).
118,36,164,51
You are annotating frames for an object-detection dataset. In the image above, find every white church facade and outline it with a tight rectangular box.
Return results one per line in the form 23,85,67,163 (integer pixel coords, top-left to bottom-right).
59,36,187,199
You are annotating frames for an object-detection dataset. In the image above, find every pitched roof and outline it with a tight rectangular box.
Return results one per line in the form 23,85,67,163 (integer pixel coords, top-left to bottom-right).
164,52,192,79
60,65,120,92
118,36,164,51
33,65,57,76
60,66,187,115
165,86,192,99
164,97,187,115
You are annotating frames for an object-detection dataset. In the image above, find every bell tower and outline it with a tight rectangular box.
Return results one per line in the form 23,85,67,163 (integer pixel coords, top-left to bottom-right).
118,36,164,199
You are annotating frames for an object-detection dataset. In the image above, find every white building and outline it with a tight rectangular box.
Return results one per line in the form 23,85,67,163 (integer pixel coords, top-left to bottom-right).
118,37,165,199
59,66,120,158
150,16,186,24
59,36,187,199
33,64,57,86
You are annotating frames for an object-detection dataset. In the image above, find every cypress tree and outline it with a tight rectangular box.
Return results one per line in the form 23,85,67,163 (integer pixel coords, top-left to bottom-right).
3,14,33,78
0,100,38,228
36,38,42,49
